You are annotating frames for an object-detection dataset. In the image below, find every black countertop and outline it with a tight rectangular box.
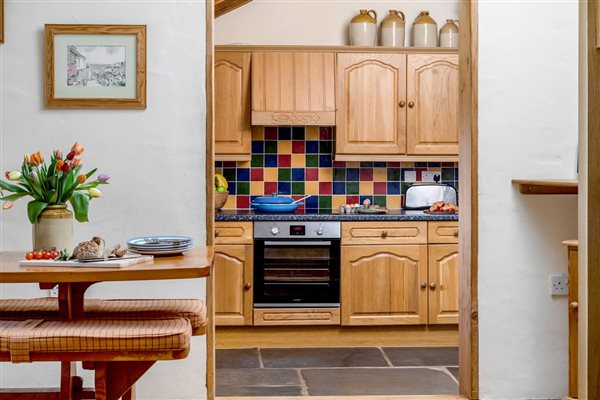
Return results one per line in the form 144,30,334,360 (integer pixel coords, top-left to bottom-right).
215,209,458,222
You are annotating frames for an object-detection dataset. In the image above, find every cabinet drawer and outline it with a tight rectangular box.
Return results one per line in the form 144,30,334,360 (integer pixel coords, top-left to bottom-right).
428,222,459,244
254,308,340,326
215,222,253,245
342,222,427,245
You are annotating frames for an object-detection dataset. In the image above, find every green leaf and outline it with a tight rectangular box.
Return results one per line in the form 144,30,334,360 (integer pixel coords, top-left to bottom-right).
69,191,89,222
1,192,29,202
27,200,49,224
84,168,97,179
48,190,58,203
0,179,26,193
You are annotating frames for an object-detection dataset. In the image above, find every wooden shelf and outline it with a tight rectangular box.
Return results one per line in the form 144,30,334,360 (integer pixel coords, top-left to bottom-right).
215,44,459,54
562,239,579,247
512,179,578,195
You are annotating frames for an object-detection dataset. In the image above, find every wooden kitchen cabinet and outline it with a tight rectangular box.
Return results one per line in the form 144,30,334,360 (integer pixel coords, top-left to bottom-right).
428,244,459,324
406,54,459,155
336,53,407,157
251,51,335,126
341,244,428,326
563,240,579,398
215,51,251,160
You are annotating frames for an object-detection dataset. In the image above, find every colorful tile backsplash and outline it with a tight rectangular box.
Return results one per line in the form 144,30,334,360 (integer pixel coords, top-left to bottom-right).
216,126,459,212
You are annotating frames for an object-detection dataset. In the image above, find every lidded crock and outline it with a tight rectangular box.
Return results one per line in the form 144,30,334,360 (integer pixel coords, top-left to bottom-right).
413,11,438,47
380,10,405,47
440,19,459,48
349,9,378,46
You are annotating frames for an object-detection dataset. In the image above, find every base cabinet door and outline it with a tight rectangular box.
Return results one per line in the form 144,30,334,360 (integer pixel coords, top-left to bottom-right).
214,244,253,326
341,245,428,326
428,244,459,324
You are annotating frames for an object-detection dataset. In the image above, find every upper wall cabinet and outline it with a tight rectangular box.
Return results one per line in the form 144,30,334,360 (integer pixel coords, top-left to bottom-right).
215,51,252,161
336,53,407,157
251,52,335,126
406,54,459,155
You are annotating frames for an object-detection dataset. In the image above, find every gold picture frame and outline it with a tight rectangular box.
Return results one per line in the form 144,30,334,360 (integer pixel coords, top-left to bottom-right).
44,24,146,109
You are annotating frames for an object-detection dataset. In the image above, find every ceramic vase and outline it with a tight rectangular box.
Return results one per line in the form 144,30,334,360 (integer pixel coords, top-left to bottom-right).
380,10,405,47
33,205,73,251
413,11,438,47
349,9,378,46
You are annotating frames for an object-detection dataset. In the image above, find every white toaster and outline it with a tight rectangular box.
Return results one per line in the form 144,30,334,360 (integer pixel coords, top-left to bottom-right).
404,184,457,209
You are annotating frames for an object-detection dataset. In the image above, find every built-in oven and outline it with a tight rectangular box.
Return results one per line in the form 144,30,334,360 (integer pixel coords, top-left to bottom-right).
253,221,341,308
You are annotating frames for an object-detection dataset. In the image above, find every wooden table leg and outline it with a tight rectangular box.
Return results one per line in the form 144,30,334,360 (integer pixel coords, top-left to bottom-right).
60,361,76,400
94,361,154,400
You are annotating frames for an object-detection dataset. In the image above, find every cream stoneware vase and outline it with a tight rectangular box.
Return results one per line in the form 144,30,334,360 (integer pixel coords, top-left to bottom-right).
380,10,405,47
349,9,378,46
413,11,438,47
33,205,73,251
440,19,459,48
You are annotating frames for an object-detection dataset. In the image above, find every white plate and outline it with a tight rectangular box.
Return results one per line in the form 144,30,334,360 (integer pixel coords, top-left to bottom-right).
128,246,195,256
127,243,194,251
127,236,193,247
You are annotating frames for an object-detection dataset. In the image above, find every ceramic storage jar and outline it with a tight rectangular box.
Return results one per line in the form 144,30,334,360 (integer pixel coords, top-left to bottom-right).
440,19,459,48
349,9,378,46
380,10,405,47
413,11,438,47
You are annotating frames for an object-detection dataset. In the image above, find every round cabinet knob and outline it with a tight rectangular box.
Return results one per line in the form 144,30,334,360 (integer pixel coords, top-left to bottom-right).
429,282,437,290
420,282,427,289
381,230,389,238
271,227,280,235
569,302,578,310
408,101,415,108
215,230,220,237
453,229,459,237
316,228,324,236
399,101,406,108
244,283,252,290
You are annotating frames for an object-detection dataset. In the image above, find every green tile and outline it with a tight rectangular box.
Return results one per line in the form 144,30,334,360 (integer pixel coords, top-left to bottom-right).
306,155,318,168
265,141,278,153
454,181,459,192
387,168,401,181
237,182,250,195
251,154,264,168
278,168,291,181
346,182,359,194
319,141,332,154
333,169,345,181
373,196,387,207
442,168,454,181
292,182,305,195
401,182,411,195
319,195,332,210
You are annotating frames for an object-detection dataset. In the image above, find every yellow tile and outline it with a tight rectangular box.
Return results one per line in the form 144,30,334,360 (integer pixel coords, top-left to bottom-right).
401,162,414,168
305,181,319,195
264,168,278,182
292,154,305,168
374,168,387,181
346,162,360,168
223,196,237,209
360,181,373,195
215,167,223,175
238,161,251,168
252,126,264,140
306,126,319,140
251,181,264,195
387,195,402,209
278,140,292,154
332,195,346,209
319,168,332,182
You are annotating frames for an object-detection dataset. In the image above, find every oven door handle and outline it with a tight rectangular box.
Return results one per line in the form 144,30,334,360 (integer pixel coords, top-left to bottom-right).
263,241,332,246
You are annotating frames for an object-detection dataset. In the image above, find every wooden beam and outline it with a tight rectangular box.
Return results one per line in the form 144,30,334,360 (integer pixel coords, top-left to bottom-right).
512,179,578,195
215,0,252,18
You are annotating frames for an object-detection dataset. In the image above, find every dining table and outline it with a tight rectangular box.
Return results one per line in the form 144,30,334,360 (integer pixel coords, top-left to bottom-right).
0,246,214,400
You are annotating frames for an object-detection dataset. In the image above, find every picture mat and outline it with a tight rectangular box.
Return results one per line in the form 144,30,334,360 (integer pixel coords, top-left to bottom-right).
54,34,137,99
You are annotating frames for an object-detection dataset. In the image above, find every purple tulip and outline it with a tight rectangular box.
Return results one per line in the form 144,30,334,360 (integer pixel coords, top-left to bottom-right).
29,170,38,181
98,173,111,182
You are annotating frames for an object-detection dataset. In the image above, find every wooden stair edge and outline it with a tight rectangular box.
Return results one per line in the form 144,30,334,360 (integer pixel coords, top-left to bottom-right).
512,178,578,195
216,0,253,18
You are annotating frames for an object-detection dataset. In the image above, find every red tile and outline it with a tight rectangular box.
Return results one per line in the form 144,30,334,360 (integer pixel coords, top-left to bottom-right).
278,154,291,167
442,162,455,167
400,195,406,208
360,168,373,181
416,170,422,181
305,168,319,181
251,168,264,181
292,141,305,153
373,182,387,194
333,161,346,168
319,182,332,194
223,161,236,168
265,127,277,140
236,195,250,209
388,162,401,168
264,182,277,195
320,127,332,140
346,195,359,204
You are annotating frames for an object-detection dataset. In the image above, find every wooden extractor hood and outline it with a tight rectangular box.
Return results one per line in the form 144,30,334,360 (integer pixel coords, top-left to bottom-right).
215,0,252,18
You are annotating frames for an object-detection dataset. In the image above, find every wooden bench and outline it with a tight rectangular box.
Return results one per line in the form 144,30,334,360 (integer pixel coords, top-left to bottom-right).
0,317,192,400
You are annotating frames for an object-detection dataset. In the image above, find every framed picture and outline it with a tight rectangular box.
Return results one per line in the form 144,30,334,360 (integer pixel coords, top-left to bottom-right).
44,24,146,109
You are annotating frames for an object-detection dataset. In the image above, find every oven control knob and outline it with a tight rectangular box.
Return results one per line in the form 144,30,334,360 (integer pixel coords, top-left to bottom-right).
316,227,324,236
271,227,280,235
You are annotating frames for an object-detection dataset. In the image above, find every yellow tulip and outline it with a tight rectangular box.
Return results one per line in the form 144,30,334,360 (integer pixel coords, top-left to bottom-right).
89,188,103,198
7,171,22,181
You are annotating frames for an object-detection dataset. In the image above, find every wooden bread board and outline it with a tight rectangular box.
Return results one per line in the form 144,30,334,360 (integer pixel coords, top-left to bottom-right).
19,255,154,268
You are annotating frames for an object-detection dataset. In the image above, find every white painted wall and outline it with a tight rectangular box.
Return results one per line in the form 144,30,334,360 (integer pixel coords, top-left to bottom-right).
478,2,579,399
216,0,458,46
0,1,207,399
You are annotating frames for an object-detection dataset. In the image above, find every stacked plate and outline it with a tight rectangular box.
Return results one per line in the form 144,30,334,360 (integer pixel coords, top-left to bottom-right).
127,236,195,256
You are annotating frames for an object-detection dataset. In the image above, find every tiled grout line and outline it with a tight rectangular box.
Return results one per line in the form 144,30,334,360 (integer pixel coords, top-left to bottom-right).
377,346,394,367
257,347,265,368
296,368,310,396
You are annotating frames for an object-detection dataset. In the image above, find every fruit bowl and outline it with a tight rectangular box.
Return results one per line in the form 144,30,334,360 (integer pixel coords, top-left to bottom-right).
215,191,229,210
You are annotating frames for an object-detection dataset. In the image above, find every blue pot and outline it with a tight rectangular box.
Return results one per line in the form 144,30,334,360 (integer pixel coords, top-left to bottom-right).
250,195,301,213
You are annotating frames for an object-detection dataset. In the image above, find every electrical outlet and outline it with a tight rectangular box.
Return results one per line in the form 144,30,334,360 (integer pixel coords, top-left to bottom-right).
551,274,569,296
422,171,441,183
404,171,417,182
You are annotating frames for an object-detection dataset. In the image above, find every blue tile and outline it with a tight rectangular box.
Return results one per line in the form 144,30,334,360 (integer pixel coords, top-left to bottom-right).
415,162,428,168
360,162,374,168
346,168,360,181
428,162,441,168
333,182,346,195
227,182,237,195
250,195,260,202
319,155,332,167
387,182,400,195
306,141,319,154
278,126,292,140
292,168,305,181
306,196,318,209
305,208,319,214
374,162,387,168
278,182,291,195
215,161,223,168
319,141,332,154
359,195,374,205
251,140,264,154
236,168,250,181
265,155,278,167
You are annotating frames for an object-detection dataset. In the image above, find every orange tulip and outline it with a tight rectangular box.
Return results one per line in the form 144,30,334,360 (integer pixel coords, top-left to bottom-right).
71,142,85,156
77,174,86,184
56,160,64,171
30,151,43,166
71,159,82,167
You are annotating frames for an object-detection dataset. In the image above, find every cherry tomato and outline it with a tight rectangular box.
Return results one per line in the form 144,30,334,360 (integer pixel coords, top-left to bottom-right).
34,251,43,260
25,252,34,260
51,251,58,259
42,251,49,259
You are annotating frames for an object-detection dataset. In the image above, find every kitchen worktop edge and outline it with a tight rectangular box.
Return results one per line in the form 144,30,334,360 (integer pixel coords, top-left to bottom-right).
215,210,459,222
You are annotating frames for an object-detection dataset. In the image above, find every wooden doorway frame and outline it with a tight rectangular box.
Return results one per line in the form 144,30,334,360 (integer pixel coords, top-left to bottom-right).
204,1,480,399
